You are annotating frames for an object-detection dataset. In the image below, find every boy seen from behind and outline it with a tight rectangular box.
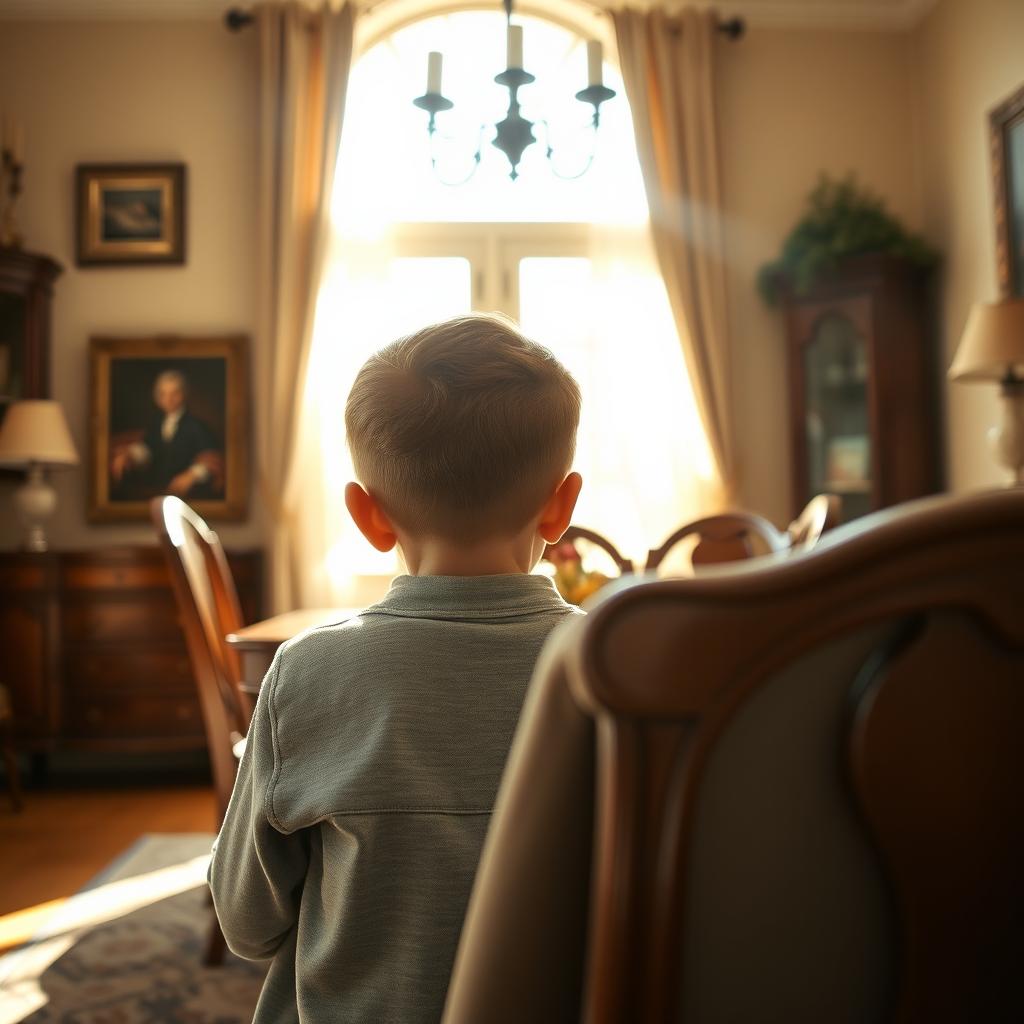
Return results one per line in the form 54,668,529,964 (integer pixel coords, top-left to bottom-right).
209,313,583,1023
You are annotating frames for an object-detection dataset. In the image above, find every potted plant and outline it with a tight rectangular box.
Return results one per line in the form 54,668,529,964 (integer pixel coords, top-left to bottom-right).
757,174,939,306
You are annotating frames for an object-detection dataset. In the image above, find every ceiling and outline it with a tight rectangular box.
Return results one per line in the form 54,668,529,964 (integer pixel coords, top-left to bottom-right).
0,0,940,30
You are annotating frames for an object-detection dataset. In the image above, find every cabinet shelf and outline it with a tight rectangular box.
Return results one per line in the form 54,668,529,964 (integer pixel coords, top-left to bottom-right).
823,479,873,495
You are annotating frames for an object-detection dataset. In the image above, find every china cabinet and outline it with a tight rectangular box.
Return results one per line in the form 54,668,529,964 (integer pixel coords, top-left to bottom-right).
0,247,62,418
782,255,941,520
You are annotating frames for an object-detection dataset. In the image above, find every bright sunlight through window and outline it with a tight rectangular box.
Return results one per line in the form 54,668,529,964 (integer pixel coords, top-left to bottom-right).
295,11,716,606
335,11,648,232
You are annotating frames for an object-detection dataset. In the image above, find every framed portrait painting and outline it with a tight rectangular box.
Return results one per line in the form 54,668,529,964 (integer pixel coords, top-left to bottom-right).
76,163,186,266
89,335,249,521
990,84,1024,297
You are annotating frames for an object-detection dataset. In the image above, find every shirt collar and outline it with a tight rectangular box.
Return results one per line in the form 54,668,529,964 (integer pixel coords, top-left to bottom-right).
364,573,571,620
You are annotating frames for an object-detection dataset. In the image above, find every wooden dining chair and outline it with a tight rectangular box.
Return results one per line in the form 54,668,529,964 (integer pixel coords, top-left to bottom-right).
644,510,790,573
542,526,635,605
443,488,1024,1024
150,495,250,966
544,526,636,577
786,492,842,550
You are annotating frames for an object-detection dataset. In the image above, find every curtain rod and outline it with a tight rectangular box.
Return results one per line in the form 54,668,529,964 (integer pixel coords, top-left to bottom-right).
224,6,744,38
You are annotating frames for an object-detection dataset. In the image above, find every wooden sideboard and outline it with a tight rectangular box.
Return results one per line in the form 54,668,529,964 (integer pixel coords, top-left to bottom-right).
0,547,262,756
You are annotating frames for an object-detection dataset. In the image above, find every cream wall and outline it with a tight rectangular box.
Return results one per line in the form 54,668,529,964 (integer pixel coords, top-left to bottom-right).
0,3,1012,553
913,0,1024,492
717,25,923,523
0,19,262,550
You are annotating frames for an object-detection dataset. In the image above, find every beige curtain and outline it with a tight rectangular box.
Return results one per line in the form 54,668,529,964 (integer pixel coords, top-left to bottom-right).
255,0,355,612
612,5,737,504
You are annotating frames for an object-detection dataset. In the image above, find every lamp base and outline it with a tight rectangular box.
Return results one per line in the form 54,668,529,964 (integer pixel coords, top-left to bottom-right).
15,463,57,552
989,378,1024,486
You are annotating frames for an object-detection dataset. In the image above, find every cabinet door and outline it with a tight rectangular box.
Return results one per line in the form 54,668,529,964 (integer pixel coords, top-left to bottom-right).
0,558,59,745
789,295,877,520
0,289,28,406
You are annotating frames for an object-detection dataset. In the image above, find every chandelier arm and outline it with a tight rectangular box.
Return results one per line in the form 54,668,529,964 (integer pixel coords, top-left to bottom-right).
535,118,598,181
428,123,487,186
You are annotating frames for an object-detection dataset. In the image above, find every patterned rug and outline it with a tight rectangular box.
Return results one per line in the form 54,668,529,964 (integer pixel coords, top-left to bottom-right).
0,834,267,1023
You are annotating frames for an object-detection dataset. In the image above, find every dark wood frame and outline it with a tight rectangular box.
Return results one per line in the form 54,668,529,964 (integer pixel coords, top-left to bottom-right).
782,254,941,521
989,83,1024,297
0,248,62,402
75,163,186,266
0,248,63,478
88,334,249,521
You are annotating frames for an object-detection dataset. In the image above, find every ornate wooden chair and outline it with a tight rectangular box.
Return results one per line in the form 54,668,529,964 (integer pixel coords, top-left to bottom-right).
544,526,636,577
644,511,790,572
151,495,251,966
786,492,842,550
443,488,1024,1024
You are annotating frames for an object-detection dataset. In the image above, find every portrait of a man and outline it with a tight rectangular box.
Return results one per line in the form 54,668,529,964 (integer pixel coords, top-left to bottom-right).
109,367,224,501
89,335,249,521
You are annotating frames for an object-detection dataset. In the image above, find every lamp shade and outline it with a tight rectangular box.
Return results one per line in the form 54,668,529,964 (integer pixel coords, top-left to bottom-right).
948,297,1024,382
0,400,79,467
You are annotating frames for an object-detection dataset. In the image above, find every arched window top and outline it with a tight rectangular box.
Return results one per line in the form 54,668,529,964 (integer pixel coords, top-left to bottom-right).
334,9,649,231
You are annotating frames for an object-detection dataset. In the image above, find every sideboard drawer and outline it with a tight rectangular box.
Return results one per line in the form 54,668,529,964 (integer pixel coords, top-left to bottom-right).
61,563,172,591
64,649,194,692
65,692,204,739
0,546,262,759
62,597,183,644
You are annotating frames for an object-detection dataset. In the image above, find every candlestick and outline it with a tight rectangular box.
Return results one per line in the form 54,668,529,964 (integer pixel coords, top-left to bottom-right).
507,25,523,69
587,40,603,88
427,51,442,94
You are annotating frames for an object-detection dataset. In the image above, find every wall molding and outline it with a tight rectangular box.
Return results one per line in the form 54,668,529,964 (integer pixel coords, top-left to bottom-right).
0,0,941,31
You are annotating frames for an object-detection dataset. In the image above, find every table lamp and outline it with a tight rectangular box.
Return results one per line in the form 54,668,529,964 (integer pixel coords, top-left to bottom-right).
0,400,79,551
948,297,1024,485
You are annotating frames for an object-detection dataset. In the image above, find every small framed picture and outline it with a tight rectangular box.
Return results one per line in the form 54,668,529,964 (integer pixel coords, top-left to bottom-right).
826,434,871,487
989,84,1024,297
76,163,186,266
89,335,248,521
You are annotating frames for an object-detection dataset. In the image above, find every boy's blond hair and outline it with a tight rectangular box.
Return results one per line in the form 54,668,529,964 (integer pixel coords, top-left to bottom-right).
345,313,581,541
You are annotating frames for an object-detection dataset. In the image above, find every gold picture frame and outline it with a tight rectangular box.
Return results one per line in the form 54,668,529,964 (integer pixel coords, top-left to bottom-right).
989,84,1024,298
76,163,186,266
89,335,248,521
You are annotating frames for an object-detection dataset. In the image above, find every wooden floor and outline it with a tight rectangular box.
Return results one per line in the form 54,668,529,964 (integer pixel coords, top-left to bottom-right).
0,785,217,929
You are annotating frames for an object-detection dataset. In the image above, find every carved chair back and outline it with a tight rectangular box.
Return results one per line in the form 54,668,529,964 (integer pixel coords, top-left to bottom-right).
444,489,1024,1024
644,511,790,572
151,496,249,818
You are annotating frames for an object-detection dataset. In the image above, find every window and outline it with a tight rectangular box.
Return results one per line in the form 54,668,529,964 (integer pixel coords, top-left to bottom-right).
295,11,715,605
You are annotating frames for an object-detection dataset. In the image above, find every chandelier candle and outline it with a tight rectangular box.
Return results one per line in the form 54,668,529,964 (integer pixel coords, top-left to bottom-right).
587,40,603,87
507,24,523,69
427,51,442,94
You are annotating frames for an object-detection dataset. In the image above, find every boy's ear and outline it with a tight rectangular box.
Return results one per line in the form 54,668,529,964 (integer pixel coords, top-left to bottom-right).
537,471,583,544
344,482,398,552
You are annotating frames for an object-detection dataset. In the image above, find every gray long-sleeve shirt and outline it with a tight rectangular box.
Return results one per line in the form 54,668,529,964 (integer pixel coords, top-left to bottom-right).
208,572,579,1024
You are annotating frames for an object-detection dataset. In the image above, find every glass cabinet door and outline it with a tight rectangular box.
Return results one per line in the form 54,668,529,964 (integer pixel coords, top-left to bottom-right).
0,289,27,403
803,311,872,521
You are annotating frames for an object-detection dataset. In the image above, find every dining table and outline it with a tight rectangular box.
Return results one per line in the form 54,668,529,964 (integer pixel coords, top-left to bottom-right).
226,608,361,695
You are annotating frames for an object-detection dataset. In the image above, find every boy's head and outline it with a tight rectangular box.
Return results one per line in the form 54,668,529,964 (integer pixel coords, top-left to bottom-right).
344,313,581,544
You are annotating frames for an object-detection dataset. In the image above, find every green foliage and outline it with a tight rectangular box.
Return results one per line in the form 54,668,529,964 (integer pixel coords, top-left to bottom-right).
757,174,940,305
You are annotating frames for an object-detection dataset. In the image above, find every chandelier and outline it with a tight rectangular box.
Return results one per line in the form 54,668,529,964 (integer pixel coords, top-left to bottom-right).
412,0,616,183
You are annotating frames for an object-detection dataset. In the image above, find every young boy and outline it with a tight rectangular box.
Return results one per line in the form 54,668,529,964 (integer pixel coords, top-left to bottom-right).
209,313,583,1023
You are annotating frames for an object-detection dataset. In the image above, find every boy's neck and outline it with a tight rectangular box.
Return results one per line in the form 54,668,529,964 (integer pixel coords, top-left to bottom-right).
397,529,546,577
